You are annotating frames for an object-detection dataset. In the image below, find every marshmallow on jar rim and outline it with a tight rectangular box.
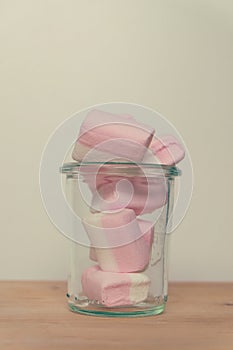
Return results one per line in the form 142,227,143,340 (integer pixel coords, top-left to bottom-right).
89,219,154,273
143,135,185,165
81,265,150,307
72,109,155,163
91,175,168,215
82,208,142,249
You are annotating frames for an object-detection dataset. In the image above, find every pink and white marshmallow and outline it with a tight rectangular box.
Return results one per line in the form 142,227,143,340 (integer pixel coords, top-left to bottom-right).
81,265,150,307
91,175,168,215
89,219,154,273
143,135,185,165
72,109,155,163
82,208,142,249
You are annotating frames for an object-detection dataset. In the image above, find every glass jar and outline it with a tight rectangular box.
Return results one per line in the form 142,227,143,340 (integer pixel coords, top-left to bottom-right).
61,161,180,317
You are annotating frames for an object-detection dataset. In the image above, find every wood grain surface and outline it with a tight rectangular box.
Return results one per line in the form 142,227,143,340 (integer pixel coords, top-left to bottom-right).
0,282,232,350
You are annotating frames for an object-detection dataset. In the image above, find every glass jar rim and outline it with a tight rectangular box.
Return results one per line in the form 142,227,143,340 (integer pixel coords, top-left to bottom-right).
60,161,181,177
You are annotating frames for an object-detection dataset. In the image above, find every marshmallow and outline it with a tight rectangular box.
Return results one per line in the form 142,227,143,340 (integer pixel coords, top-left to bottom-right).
90,219,154,272
91,175,168,215
82,208,142,248
72,109,155,162
81,166,113,193
144,135,185,165
81,265,150,307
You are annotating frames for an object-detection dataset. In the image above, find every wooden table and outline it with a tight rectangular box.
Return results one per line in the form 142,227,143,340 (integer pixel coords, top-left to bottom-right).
0,282,232,350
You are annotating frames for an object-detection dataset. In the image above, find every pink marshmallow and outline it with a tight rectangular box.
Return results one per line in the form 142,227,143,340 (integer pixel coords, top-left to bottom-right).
82,209,142,248
90,219,154,272
81,265,150,307
72,109,155,162
81,166,113,193
148,135,185,165
91,175,168,215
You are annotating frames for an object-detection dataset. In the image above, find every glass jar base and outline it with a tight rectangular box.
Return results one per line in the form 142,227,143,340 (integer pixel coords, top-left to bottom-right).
68,302,166,318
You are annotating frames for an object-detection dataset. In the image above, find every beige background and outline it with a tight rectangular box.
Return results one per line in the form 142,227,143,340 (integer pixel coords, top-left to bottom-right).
0,0,232,281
